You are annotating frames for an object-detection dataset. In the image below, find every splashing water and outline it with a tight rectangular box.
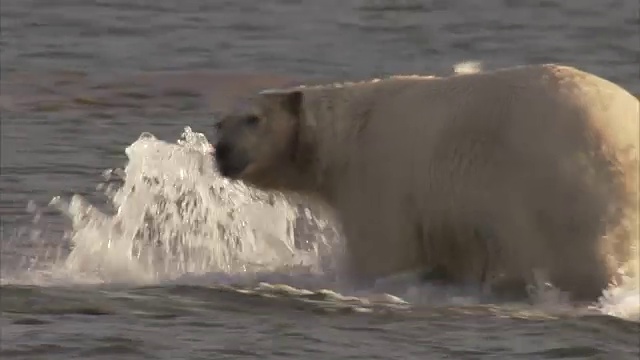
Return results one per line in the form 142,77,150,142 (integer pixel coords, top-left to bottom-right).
5,127,338,287
1,127,637,320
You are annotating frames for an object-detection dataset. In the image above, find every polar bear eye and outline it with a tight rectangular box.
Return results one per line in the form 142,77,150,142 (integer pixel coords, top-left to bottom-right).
245,115,261,127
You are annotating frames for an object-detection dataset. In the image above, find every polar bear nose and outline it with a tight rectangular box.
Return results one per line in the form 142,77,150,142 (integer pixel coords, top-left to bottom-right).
215,142,231,161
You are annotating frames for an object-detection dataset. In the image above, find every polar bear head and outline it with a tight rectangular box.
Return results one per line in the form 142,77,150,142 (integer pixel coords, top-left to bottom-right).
212,89,308,190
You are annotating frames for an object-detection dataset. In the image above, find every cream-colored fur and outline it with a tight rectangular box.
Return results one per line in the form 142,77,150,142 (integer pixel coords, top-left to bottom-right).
213,64,639,300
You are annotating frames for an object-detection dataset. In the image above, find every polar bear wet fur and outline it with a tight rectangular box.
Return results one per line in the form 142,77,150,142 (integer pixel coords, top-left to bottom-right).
213,64,639,300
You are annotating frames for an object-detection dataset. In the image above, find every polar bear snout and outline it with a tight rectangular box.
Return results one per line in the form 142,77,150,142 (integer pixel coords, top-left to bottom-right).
213,112,262,179
213,140,250,178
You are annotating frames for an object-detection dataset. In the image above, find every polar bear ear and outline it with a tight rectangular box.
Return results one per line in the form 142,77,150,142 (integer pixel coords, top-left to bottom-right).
259,89,303,119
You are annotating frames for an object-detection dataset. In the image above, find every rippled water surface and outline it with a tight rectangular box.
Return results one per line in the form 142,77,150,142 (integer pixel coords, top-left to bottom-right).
1,0,639,359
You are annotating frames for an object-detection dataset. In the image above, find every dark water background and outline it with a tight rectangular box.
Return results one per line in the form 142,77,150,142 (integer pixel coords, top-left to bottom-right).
1,0,639,359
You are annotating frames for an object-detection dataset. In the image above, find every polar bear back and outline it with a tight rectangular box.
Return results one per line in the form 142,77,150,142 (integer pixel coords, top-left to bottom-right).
342,64,638,210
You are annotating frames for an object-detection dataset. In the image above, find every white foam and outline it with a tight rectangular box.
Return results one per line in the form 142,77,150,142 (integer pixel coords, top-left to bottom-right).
590,275,640,321
453,60,483,74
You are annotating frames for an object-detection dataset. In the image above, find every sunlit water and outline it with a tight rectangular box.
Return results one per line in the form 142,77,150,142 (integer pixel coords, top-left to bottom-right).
2,0,639,358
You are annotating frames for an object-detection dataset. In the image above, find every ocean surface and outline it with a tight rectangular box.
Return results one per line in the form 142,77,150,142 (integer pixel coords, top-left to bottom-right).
1,0,639,359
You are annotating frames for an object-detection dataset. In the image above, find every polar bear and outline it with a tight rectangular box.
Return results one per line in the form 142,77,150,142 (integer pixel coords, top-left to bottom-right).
212,64,639,301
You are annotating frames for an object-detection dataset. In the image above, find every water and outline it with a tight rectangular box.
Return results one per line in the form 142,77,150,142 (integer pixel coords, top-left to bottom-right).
1,0,639,359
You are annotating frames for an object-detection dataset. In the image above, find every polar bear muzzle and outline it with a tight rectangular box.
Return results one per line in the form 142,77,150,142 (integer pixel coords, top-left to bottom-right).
212,113,258,179
214,138,251,178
